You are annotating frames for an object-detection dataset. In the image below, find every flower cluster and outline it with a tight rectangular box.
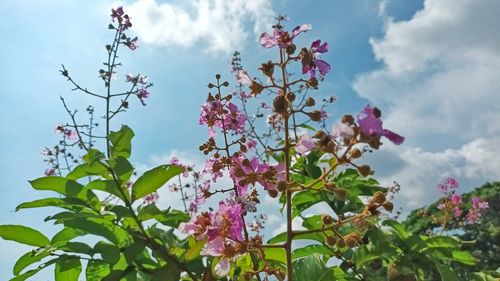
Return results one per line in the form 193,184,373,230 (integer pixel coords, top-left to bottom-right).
436,178,489,225
199,98,246,137
180,198,245,276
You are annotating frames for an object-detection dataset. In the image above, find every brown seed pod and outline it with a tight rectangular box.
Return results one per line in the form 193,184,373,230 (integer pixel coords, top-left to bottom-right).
305,97,316,107
333,188,348,200
325,235,337,246
382,201,394,212
357,165,371,177
308,110,322,122
276,181,288,192
273,95,288,114
322,215,334,225
349,148,362,159
341,114,354,124
343,232,361,248
372,191,386,205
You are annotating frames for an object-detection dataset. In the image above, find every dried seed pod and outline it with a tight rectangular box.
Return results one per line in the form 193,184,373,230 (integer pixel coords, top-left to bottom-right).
325,235,337,246
341,114,354,124
343,232,361,248
276,181,288,192
267,189,279,198
357,165,371,177
372,191,386,205
308,110,322,121
382,201,394,212
305,97,316,107
273,95,288,114
333,188,348,200
322,215,334,225
349,148,362,159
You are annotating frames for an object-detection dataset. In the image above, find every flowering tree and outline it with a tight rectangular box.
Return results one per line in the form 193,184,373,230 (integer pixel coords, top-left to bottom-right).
0,8,494,281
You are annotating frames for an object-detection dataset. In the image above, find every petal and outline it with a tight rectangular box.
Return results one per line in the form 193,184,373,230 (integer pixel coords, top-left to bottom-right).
292,23,312,37
382,129,405,145
317,41,329,53
259,32,278,48
237,70,252,85
311,39,321,50
315,59,331,75
214,258,231,277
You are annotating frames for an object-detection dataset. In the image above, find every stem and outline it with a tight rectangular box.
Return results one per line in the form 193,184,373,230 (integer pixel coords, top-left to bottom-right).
105,28,121,158
279,48,293,281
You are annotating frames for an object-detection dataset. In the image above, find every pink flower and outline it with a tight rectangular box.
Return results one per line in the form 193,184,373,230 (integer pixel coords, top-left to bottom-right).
237,70,252,85
453,206,462,218
302,39,331,78
44,168,56,176
214,258,231,276
143,192,159,204
331,123,355,139
245,139,257,150
296,134,315,155
260,24,312,48
357,105,404,145
199,101,247,136
138,88,150,106
451,193,462,205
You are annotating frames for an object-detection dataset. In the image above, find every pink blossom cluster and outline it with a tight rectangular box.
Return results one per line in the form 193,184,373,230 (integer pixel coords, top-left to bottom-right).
180,198,244,275
125,74,151,106
199,100,247,138
436,178,489,224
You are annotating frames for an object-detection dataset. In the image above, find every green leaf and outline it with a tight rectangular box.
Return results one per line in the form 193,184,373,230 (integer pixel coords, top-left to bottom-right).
51,228,87,246
9,258,59,281
383,220,410,239
435,262,459,281
67,162,110,180
450,250,476,265
263,248,286,264
29,177,101,210
132,165,183,201
16,197,86,212
13,250,50,276
353,246,380,267
185,237,205,261
94,241,121,264
87,180,129,201
83,149,105,164
291,191,324,218
0,225,50,247
108,157,134,182
109,125,135,158
86,260,111,281
63,217,132,247
292,244,332,260
62,242,94,256
55,255,82,281
292,254,336,281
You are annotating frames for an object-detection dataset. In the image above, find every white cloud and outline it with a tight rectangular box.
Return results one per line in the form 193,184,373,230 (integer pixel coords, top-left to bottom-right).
354,0,500,143
352,0,500,209
126,0,276,53
364,137,500,209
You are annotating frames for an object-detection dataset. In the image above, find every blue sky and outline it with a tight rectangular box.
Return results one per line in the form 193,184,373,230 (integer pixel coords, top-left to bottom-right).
1,0,499,278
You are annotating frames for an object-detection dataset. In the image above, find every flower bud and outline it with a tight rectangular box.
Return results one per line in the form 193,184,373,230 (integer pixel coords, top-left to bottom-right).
372,107,382,118
313,130,326,139
276,181,288,192
336,238,346,248
325,235,337,246
382,201,394,212
308,110,322,122
326,141,336,153
322,215,333,225
357,165,371,177
372,191,386,205
250,81,264,95
286,44,296,55
286,92,296,103
333,188,348,200
341,114,354,124
349,148,362,159
267,189,279,198
305,97,316,107
343,232,361,248
273,95,288,114
307,77,318,89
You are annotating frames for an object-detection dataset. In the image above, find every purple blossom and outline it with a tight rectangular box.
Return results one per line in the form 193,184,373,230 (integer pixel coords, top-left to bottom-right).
236,70,252,85
357,105,405,145
331,122,355,139
296,134,315,155
138,88,150,106
143,192,159,204
199,101,246,136
44,168,56,176
259,24,312,48
302,39,331,78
